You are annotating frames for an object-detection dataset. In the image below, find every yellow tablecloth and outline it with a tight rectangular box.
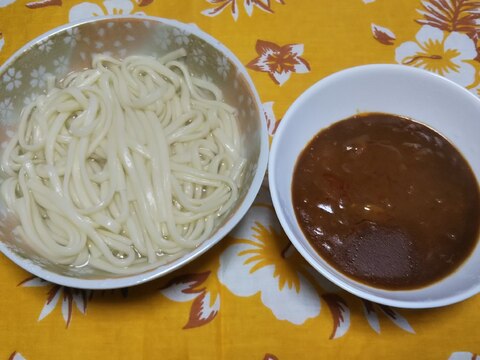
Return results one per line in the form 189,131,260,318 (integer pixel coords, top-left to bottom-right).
1,1,480,359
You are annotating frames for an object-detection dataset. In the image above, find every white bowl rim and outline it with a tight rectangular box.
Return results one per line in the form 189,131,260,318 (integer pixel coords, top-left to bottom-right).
0,15,269,289
268,63,480,309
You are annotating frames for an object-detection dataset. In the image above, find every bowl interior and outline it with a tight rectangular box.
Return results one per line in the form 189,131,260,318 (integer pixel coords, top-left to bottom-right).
0,16,267,288
269,64,480,308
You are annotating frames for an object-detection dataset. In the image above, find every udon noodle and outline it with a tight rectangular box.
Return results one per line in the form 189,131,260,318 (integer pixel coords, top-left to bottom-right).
0,49,245,274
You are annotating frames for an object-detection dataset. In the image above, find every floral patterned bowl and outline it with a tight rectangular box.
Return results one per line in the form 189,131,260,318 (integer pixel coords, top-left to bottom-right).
0,15,268,289
269,64,480,308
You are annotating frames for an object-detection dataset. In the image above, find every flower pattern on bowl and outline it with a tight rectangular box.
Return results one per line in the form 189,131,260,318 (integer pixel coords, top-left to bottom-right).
2,67,22,91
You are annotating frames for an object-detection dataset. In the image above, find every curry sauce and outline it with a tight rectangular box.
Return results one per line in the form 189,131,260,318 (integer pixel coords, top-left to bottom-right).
292,113,480,290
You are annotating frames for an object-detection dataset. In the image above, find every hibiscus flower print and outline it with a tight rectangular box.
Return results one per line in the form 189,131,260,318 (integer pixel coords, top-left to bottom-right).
69,0,143,22
218,203,321,325
25,0,62,8
263,101,280,138
0,0,16,7
3,67,22,91
8,352,26,360
361,299,414,334
395,25,477,87
160,270,220,329
247,40,310,86
449,352,480,360
202,0,286,22
19,276,90,328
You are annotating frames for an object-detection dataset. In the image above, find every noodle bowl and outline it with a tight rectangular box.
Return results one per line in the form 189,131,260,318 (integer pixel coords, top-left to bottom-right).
0,49,245,274
0,16,267,289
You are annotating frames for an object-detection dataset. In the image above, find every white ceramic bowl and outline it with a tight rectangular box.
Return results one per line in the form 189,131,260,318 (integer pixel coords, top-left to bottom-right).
0,16,268,289
269,64,480,308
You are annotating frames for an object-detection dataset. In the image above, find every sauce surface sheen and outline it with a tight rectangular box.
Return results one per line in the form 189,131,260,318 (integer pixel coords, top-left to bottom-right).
292,113,480,290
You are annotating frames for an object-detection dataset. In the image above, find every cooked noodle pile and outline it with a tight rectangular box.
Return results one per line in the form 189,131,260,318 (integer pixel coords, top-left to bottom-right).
0,49,245,274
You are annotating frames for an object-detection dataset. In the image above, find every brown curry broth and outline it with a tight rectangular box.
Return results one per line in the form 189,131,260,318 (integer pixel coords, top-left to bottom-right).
292,113,480,290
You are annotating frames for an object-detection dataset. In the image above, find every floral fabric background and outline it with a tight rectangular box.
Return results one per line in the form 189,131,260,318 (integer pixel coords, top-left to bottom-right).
1,0,480,359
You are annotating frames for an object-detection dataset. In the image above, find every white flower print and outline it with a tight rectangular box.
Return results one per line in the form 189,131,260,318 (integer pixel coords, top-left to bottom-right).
216,55,230,80
7,352,26,360
202,0,286,21
18,276,91,328
69,0,142,22
218,204,321,325
30,66,48,89
23,93,40,106
154,30,172,50
192,47,207,66
0,97,14,123
160,271,221,329
395,25,477,87
449,352,480,360
172,28,190,46
247,40,310,86
0,0,16,7
63,28,81,47
469,82,480,97
38,39,53,53
263,101,277,136
3,68,22,91
53,56,69,76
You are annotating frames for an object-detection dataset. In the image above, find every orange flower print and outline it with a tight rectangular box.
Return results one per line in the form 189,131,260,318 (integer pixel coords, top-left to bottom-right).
0,0,16,7
202,0,285,21
362,299,414,334
263,102,280,138
160,271,220,329
264,354,279,360
8,352,26,360
19,276,90,328
247,40,310,86
449,352,480,360
25,0,62,9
